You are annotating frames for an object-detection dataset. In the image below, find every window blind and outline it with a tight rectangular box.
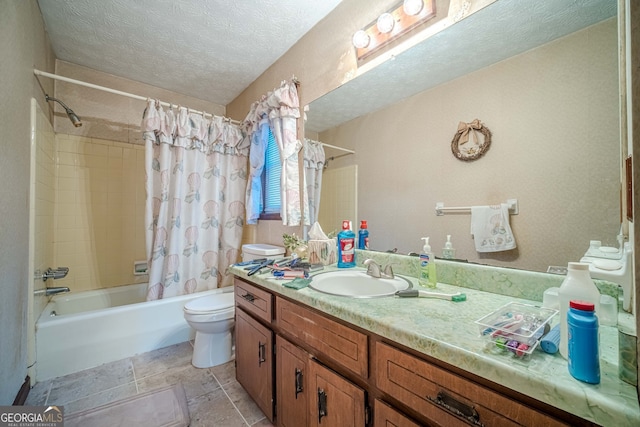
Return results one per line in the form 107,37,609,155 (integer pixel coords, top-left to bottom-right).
263,127,281,214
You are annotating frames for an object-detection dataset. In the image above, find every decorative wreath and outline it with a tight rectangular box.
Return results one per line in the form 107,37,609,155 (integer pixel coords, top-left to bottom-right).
451,119,492,161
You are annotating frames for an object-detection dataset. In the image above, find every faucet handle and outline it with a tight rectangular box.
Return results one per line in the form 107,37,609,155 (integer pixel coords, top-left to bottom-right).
382,264,395,279
364,259,382,278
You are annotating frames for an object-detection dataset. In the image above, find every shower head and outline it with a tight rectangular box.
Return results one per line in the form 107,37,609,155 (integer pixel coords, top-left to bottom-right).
45,94,82,127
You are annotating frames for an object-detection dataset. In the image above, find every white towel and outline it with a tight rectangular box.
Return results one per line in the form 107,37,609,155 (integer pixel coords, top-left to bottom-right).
470,203,516,252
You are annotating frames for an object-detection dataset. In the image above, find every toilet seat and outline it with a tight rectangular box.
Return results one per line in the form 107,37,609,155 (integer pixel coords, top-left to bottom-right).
184,292,234,314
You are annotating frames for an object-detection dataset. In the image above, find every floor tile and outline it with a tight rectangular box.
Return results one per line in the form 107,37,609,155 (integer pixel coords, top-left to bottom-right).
137,364,220,401
188,388,248,427
250,417,274,426
209,360,236,386
131,341,193,379
25,380,51,406
222,380,267,426
47,358,134,405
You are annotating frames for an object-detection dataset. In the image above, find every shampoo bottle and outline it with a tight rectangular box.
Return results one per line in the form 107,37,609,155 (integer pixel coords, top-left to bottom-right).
558,262,600,359
337,220,356,268
358,220,369,250
442,235,456,259
419,237,437,288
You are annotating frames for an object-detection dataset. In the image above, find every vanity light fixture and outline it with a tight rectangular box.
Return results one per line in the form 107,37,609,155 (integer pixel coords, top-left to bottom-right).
376,13,395,34
352,0,435,61
403,0,424,16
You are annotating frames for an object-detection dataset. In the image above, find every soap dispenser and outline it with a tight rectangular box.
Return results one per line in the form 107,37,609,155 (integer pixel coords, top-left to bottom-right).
442,235,456,259
419,237,437,288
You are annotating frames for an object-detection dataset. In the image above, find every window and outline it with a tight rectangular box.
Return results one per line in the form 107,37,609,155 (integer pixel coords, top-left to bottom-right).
261,127,281,219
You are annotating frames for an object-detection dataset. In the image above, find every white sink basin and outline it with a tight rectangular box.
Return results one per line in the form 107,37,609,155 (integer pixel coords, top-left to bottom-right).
309,269,413,298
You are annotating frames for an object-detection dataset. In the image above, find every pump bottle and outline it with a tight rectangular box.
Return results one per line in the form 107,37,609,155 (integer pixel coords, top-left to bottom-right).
419,237,437,288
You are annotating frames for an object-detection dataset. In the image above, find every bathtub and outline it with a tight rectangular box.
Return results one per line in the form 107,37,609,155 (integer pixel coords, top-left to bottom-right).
35,283,232,382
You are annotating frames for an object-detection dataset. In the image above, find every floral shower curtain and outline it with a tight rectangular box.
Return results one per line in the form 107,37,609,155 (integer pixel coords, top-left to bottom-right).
303,138,325,225
142,100,249,300
244,80,303,226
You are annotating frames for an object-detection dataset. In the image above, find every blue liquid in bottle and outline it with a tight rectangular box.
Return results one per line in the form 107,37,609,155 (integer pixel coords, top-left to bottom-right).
567,300,600,384
337,220,356,268
358,220,369,250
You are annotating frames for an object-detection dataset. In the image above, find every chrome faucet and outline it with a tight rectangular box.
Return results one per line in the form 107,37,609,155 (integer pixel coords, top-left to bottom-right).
34,287,70,296
363,259,395,279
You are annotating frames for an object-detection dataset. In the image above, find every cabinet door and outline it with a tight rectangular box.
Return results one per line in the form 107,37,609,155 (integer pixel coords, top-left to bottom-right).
308,359,365,427
276,336,309,427
374,399,421,427
236,308,274,421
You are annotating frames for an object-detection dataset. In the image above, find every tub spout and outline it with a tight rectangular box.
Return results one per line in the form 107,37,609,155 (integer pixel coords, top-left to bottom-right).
34,287,70,296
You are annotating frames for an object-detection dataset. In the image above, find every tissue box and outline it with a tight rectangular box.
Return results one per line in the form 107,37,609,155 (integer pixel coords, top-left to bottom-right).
308,239,337,265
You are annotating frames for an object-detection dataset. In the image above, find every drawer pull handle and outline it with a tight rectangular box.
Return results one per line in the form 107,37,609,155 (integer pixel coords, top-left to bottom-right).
317,388,327,423
242,293,255,302
258,342,266,366
294,368,304,398
427,391,484,427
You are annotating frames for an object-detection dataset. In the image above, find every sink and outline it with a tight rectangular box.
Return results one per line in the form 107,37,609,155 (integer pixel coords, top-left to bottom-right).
308,269,413,298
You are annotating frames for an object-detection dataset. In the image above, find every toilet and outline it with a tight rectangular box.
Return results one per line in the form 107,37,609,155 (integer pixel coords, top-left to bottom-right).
183,291,235,368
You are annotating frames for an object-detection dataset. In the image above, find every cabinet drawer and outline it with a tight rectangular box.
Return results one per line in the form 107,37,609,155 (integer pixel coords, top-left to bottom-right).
374,399,421,427
375,342,567,427
277,297,368,378
234,278,273,323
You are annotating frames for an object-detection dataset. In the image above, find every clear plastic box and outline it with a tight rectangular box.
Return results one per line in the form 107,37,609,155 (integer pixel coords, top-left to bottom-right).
475,302,558,358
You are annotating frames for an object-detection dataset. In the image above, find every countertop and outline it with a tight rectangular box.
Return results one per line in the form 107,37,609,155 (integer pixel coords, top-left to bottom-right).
230,262,640,426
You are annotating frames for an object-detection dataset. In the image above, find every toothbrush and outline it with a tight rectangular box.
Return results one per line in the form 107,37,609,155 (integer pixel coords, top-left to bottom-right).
395,289,467,302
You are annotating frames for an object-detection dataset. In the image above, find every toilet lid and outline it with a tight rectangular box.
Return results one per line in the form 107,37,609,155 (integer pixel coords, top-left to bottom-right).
184,292,234,313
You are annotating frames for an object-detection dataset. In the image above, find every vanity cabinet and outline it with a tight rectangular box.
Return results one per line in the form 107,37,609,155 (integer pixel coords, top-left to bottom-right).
234,276,585,427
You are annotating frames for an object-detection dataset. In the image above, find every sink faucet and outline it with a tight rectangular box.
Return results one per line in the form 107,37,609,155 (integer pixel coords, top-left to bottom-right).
363,259,395,279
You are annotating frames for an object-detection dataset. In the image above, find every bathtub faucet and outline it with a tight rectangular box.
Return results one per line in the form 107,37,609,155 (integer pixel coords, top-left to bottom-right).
34,287,70,296
41,267,69,281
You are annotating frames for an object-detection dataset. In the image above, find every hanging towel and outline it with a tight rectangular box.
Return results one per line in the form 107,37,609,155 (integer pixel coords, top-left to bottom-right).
470,203,516,252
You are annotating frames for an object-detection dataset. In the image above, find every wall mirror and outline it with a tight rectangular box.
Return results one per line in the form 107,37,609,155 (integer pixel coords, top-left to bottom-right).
305,0,623,273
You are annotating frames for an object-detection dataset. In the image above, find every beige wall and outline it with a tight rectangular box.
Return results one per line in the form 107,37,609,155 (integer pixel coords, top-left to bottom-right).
53,134,147,292
319,19,620,272
0,0,55,403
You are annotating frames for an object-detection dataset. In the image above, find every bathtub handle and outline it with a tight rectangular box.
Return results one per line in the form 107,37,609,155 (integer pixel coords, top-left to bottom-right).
258,342,266,366
241,293,255,303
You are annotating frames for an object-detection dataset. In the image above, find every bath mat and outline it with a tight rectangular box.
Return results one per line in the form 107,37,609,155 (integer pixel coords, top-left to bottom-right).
64,383,189,427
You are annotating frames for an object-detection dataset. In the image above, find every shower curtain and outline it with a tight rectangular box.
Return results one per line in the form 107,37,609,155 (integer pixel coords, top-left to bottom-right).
142,100,249,300
244,80,304,226
303,138,325,225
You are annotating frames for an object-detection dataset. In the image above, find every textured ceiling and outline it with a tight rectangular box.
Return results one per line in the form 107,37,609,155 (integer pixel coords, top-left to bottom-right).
37,0,344,105
306,0,617,133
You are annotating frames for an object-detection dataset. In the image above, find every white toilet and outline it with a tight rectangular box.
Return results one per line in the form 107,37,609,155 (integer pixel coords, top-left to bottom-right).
183,292,235,368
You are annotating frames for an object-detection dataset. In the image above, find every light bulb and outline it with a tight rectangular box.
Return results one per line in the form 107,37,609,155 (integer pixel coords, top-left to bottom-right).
352,30,370,49
403,0,424,16
376,13,395,34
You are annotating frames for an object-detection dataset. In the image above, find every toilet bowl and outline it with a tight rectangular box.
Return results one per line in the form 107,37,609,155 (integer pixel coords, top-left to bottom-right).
183,292,235,368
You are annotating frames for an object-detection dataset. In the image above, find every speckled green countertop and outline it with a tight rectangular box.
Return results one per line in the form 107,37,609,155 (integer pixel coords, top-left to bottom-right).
230,252,639,426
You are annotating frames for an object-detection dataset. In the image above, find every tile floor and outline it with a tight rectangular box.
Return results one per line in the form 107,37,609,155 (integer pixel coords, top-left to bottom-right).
25,341,272,426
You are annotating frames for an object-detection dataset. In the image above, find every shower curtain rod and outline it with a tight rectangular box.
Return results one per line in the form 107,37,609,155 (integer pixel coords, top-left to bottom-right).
319,142,355,154
33,69,242,125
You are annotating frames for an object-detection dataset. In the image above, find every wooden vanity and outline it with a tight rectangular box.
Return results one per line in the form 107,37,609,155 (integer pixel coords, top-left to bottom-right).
232,274,602,426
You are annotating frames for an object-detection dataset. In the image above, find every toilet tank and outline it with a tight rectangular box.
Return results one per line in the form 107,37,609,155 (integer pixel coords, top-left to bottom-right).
242,244,286,261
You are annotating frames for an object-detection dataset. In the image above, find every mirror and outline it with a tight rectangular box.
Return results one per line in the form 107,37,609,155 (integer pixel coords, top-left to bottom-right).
306,0,621,272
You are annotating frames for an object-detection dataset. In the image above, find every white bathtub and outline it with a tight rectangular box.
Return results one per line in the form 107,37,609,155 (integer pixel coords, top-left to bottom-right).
35,283,232,382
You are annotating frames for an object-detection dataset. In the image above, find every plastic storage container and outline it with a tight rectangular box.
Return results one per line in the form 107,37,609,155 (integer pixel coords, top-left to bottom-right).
567,300,600,384
241,244,285,261
476,302,558,358
558,262,600,359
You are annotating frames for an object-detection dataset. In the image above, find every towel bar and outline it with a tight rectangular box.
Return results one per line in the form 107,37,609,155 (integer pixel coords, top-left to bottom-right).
435,199,518,216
